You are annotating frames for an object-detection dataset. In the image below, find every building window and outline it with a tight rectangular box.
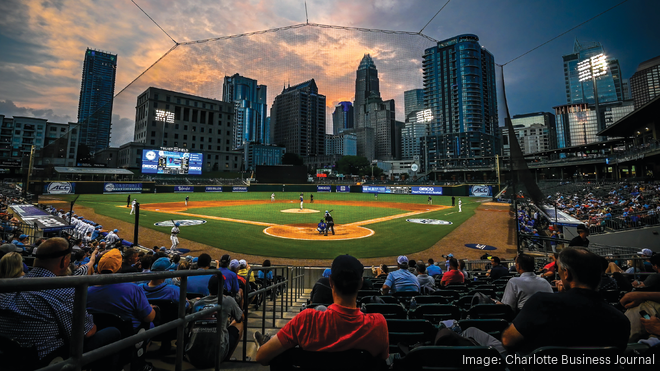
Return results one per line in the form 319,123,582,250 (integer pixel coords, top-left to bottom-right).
192,110,198,123
184,135,188,140
163,141,167,146
217,146,220,150
192,143,195,149
192,136,196,141
192,126,196,132
234,163,238,168
207,154,211,159
215,155,219,159
174,142,178,146
164,133,168,138
226,156,229,160
208,145,211,149
226,147,229,151
201,127,204,133
225,163,229,168
234,156,237,161
174,134,179,139
150,140,155,145
151,131,156,137
184,125,188,130
226,140,229,144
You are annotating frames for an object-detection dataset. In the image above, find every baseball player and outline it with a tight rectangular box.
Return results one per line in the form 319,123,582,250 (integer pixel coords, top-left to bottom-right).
106,229,120,244
310,194,314,203
130,199,137,215
171,222,181,251
271,193,275,202
324,210,335,236
374,193,378,200
299,193,304,211
458,198,462,212
428,196,432,205
127,195,131,208
185,195,189,206
317,219,327,234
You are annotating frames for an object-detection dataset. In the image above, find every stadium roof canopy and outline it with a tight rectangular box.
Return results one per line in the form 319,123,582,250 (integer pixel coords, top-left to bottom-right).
597,95,660,138
54,167,134,175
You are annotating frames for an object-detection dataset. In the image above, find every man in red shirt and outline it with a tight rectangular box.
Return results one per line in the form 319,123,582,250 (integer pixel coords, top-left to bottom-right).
440,258,465,286
254,254,389,365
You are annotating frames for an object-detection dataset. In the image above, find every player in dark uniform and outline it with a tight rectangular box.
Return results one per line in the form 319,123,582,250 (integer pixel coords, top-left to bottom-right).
127,195,131,208
428,196,432,205
324,210,335,236
310,194,314,203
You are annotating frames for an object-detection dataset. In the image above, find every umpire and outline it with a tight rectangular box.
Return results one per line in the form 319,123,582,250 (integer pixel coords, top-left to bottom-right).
324,210,335,236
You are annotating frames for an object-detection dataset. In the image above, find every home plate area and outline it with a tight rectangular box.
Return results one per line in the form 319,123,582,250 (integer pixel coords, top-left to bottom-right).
264,223,374,241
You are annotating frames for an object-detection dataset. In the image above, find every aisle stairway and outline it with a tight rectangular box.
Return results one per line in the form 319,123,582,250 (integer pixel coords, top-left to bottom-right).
147,288,311,370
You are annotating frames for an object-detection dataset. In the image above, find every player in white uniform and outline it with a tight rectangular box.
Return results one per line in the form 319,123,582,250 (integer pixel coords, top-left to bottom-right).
299,193,304,211
458,198,462,212
130,199,137,215
170,222,180,252
106,229,120,244
271,193,275,202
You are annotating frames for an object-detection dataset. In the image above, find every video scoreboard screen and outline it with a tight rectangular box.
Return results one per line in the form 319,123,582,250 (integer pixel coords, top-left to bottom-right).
141,149,203,175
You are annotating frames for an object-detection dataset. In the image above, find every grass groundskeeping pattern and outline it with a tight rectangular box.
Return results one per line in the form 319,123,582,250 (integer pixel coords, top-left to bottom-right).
66,192,482,259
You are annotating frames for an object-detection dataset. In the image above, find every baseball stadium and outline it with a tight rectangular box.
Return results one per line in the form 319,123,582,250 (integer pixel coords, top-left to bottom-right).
1,1,660,371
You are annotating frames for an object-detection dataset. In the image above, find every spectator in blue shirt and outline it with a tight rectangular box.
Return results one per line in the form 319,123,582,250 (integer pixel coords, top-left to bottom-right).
140,257,186,306
218,254,240,295
187,253,217,296
382,255,420,294
426,259,443,277
11,234,28,251
257,259,273,280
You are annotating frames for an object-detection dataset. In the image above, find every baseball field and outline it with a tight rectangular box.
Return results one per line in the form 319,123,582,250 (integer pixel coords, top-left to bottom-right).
44,191,511,262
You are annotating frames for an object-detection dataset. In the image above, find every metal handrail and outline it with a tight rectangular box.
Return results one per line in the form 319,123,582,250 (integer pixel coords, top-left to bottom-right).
0,269,227,371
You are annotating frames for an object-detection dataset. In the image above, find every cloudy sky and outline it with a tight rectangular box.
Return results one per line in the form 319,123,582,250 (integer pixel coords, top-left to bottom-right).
1,0,658,146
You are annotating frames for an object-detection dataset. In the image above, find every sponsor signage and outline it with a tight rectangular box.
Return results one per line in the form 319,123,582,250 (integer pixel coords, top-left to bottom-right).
0,158,21,168
411,186,443,195
406,219,453,225
44,182,75,195
362,186,391,194
465,243,497,251
336,185,351,193
103,183,143,194
232,186,248,192
141,149,203,175
174,186,194,193
317,185,331,192
205,186,223,192
154,220,207,227
470,185,493,197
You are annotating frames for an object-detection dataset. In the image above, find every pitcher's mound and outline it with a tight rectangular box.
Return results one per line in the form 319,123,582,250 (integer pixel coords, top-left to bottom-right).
264,224,374,241
280,209,319,213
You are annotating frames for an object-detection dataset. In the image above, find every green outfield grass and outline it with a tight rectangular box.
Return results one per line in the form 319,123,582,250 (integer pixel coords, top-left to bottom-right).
59,192,481,259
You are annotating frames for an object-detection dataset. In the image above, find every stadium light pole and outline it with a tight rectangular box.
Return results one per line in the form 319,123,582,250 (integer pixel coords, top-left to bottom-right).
578,53,608,138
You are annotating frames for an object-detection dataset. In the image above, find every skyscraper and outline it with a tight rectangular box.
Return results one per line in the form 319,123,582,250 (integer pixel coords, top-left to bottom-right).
77,48,117,153
354,54,380,129
332,102,354,135
404,89,425,118
365,96,399,161
563,39,624,105
630,55,660,109
271,79,326,157
421,34,499,169
222,73,268,148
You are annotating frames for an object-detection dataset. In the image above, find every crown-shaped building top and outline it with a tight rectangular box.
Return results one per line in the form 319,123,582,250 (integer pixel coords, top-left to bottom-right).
358,54,377,70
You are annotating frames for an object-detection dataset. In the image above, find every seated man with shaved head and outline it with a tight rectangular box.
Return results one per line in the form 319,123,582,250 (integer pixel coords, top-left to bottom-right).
0,237,121,367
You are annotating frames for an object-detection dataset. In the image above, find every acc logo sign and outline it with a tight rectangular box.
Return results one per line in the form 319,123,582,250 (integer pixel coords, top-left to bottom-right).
154,220,207,227
104,183,115,192
145,151,157,161
471,186,491,197
406,219,453,225
47,182,73,194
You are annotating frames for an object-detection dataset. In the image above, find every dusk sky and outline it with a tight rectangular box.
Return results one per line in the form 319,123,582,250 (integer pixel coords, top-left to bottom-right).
1,0,658,146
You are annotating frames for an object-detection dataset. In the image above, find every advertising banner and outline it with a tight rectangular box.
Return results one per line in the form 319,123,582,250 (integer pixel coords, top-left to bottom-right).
232,186,248,192
469,185,493,197
141,149,203,175
43,182,75,195
411,186,443,195
103,183,143,194
205,186,223,192
174,186,194,193
336,185,351,193
317,185,331,192
362,186,391,194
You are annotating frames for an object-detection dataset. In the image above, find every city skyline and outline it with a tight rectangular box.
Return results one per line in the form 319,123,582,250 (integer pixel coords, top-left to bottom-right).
1,0,659,148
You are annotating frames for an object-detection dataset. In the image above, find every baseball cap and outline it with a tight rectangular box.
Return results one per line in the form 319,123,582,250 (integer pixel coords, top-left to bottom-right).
322,268,331,278
151,257,171,272
239,259,247,268
0,243,23,256
638,248,653,257
397,255,409,265
19,234,28,239
159,247,167,251
229,259,240,269
331,254,363,280
113,229,118,233
220,254,231,264
447,253,454,258
98,249,122,273
192,257,198,263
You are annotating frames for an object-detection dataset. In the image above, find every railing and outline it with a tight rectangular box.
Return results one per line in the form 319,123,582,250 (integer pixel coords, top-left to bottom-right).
0,221,40,246
0,269,232,371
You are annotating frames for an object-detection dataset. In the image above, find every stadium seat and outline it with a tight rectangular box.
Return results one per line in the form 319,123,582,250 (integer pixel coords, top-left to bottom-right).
393,291,419,305
443,284,468,292
458,319,509,340
409,304,460,324
149,299,179,343
430,290,460,301
393,346,505,370
413,295,449,305
454,296,474,311
0,333,65,371
88,309,150,370
186,292,206,300
362,303,407,319
523,346,620,371
357,289,381,299
270,347,387,371
467,304,515,322
468,288,497,299
601,289,619,303
386,319,437,355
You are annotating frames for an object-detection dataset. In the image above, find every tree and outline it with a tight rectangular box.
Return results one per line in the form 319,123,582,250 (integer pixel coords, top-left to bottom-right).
76,144,92,165
337,155,370,175
282,152,303,166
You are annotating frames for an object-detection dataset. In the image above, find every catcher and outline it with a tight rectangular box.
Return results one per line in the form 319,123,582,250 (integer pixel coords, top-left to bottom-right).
317,219,327,234
324,210,335,236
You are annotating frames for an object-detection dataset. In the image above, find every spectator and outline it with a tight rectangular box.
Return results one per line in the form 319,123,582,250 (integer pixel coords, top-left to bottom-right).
638,248,655,272
119,247,141,273
408,259,417,274
218,254,240,296
568,225,590,247
632,254,660,290
620,291,660,341
0,238,120,363
139,257,182,303
11,234,28,252
487,257,509,279
415,263,435,291
140,254,154,273
371,264,389,279
310,269,333,304
0,251,24,278
382,256,420,294
87,248,156,330
254,254,389,365
426,259,443,277
186,253,215,296
494,254,552,311
257,259,273,280
440,258,464,286
238,259,256,283
458,259,469,280
539,253,559,280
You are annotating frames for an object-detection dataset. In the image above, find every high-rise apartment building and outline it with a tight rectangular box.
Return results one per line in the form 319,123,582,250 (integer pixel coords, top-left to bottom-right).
133,87,242,172
563,39,624,105
326,133,357,156
354,54,380,129
630,55,660,109
421,34,499,169
401,110,430,160
404,89,425,118
365,96,399,161
332,102,354,135
222,73,268,148
271,79,326,157
77,48,117,153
